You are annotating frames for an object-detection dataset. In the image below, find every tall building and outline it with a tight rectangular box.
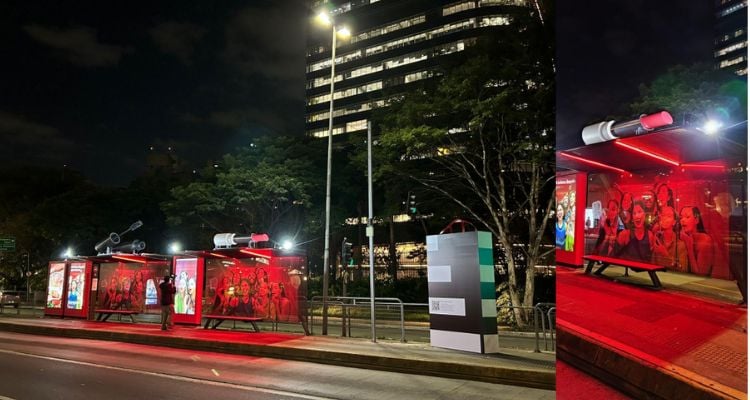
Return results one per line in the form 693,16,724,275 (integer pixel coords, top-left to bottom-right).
715,0,748,76
305,0,537,138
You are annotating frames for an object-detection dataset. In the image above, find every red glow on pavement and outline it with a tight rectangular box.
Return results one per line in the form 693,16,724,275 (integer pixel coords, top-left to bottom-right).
556,266,747,392
614,140,680,166
558,152,628,174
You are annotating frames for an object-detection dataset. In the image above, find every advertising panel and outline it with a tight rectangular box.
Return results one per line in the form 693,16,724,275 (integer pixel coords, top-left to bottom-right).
66,262,86,310
203,253,306,324
96,262,166,313
173,257,203,325
585,170,732,279
556,172,586,266
46,262,65,311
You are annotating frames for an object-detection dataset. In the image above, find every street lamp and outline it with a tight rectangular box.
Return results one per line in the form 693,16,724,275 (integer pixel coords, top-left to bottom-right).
316,10,350,335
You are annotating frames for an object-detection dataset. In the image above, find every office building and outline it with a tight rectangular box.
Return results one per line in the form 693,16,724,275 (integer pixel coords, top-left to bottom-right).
715,0,748,76
305,0,537,138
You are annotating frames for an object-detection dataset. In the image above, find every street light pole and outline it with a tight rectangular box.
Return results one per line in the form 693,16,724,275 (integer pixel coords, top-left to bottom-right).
321,23,337,336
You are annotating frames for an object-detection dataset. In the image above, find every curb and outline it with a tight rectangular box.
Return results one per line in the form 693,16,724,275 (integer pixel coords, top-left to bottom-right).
0,320,555,390
556,319,745,400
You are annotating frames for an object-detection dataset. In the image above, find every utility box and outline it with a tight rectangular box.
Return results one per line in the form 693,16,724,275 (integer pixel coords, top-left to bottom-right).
426,231,499,353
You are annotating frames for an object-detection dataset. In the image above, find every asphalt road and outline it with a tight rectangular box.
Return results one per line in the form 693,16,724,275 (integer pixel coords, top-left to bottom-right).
0,331,554,400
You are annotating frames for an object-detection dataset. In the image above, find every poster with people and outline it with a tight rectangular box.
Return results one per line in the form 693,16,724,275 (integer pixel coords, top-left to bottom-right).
96,262,165,312
204,254,305,324
174,258,198,316
585,171,733,280
555,177,577,252
46,262,65,309
65,262,86,310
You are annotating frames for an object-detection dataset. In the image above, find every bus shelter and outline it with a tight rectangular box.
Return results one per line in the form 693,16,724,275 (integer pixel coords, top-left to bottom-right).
556,124,746,299
45,253,172,320
181,247,309,333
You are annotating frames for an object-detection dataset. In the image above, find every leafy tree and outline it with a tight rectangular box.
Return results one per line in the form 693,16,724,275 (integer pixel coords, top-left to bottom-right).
629,63,747,130
373,12,555,325
162,136,325,249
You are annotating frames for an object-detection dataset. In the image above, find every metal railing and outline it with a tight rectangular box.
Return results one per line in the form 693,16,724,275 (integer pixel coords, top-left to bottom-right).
497,303,556,353
309,296,407,342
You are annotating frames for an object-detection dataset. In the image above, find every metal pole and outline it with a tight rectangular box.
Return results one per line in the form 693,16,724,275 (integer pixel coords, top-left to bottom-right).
322,25,337,336
367,121,376,342
25,253,30,303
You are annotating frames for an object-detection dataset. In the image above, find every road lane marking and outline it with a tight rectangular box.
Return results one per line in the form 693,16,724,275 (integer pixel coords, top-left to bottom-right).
0,348,336,400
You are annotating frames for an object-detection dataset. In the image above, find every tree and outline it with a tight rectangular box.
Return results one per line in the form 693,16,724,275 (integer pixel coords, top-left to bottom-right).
162,136,324,249
629,63,747,131
374,12,555,325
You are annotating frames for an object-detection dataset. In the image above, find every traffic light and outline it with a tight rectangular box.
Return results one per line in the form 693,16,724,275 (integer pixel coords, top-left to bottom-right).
408,192,417,215
341,238,353,266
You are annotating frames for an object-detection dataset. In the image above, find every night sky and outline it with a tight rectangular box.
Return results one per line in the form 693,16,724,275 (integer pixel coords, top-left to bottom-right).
0,1,308,186
556,0,717,150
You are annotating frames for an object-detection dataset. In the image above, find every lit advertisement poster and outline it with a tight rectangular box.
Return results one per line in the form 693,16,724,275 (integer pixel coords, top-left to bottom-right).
204,254,306,323
97,262,164,312
555,176,577,252
47,263,65,309
65,262,86,310
585,170,732,279
174,258,198,315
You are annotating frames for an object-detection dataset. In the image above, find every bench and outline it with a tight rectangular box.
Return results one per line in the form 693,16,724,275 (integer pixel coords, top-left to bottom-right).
95,309,138,323
203,314,262,332
583,255,666,289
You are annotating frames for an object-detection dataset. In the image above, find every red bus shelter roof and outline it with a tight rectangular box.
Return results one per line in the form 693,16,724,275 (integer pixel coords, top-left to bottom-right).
556,127,746,174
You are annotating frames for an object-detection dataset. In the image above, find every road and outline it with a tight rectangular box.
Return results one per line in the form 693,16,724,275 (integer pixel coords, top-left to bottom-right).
0,331,554,400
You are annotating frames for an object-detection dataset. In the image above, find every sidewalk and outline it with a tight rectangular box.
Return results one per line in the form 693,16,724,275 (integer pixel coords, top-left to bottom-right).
0,314,555,390
556,266,747,399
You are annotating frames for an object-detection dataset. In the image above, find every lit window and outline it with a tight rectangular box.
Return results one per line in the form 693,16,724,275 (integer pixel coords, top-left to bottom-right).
443,1,476,16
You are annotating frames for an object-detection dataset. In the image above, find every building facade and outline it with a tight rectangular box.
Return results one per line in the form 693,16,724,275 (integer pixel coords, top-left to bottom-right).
305,0,536,138
715,0,748,76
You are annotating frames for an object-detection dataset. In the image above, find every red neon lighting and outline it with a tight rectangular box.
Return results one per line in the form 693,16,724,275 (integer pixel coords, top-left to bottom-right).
559,152,628,174
614,141,680,166
680,163,725,170
239,248,272,259
111,255,146,263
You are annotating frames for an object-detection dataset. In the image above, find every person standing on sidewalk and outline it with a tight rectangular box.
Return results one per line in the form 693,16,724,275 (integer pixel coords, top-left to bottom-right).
159,275,176,330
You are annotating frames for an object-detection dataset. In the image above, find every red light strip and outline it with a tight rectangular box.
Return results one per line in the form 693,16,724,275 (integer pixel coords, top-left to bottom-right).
681,163,725,170
208,252,228,258
239,248,272,259
112,255,146,263
559,152,628,174
614,141,680,166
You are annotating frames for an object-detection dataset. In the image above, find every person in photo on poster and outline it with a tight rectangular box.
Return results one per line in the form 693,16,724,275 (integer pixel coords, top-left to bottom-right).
679,206,716,276
616,201,654,262
555,203,566,249
651,206,688,271
130,270,146,312
185,277,196,315
594,199,620,257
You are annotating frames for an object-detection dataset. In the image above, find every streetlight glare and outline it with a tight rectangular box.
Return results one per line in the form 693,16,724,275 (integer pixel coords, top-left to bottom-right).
316,11,332,26
281,240,294,251
169,242,182,254
702,119,722,135
337,27,351,37
62,247,73,258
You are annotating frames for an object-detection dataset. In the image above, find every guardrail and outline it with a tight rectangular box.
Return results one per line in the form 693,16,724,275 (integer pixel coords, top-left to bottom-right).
310,296,407,342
